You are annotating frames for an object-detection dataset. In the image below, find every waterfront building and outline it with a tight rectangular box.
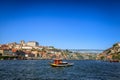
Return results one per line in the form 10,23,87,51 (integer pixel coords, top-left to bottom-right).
0,49,15,56
0,50,3,56
31,51,38,57
25,53,35,58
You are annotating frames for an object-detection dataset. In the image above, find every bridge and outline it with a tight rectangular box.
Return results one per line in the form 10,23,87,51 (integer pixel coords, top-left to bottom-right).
60,49,104,53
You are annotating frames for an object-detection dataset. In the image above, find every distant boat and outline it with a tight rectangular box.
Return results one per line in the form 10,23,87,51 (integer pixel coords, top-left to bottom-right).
110,59,119,62
50,58,73,67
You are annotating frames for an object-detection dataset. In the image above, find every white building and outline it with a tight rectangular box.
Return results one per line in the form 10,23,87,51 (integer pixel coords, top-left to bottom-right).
117,43,120,47
34,46,43,50
114,42,120,47
14,44,21,49
22,46,33,50
26,41,39,47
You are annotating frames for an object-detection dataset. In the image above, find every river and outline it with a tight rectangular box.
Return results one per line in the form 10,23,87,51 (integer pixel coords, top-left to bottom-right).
0,60,120,80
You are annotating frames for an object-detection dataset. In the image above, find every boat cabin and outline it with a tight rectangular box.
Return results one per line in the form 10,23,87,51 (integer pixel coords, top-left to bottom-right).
50,58,73,67
53,59,62,64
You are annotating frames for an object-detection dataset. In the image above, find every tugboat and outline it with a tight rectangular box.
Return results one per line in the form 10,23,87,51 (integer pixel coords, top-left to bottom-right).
50,58,73,67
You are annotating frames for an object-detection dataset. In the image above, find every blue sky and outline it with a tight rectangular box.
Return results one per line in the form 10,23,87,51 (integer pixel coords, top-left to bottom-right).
0,0,120,49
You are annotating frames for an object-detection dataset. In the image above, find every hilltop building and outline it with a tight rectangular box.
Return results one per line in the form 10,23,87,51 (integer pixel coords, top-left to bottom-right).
115,42,120,47
26,41,39,47
20,40,26,46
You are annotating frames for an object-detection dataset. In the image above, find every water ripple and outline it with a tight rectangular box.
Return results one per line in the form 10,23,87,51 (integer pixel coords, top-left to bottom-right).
0,60,120,80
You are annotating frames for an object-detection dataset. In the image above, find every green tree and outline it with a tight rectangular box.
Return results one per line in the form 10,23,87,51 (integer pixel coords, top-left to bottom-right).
100,56,105,60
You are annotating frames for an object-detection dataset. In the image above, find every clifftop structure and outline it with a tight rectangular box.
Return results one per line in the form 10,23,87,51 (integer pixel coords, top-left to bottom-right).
20,40,39,47
20,40,25,46
26,41,39,47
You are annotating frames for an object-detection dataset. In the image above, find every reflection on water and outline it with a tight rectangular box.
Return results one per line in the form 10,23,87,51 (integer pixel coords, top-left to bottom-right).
0,60,120,80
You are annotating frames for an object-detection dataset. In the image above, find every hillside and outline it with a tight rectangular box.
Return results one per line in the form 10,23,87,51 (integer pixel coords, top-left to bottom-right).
97,43,120,61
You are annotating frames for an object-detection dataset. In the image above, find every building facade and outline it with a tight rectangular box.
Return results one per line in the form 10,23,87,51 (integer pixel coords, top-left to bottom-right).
26,41,39,47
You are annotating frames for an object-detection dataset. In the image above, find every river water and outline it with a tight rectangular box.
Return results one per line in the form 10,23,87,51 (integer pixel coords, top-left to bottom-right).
0,60,120,80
